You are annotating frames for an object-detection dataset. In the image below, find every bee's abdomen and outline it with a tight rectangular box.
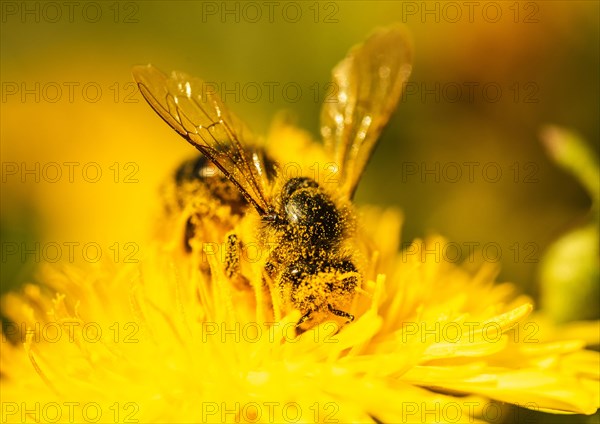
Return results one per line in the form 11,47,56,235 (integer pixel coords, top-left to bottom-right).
174,155,247,214
281,258,359,310
170,149,277,253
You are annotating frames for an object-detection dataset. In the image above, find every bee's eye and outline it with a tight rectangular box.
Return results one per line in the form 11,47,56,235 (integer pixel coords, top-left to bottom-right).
280,177,319,204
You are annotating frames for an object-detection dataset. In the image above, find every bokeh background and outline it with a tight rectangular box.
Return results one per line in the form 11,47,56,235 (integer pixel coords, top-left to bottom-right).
1,1,598,421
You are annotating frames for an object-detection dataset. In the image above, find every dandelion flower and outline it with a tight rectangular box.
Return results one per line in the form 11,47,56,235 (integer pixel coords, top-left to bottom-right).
2,26,598,424
2,117,599,423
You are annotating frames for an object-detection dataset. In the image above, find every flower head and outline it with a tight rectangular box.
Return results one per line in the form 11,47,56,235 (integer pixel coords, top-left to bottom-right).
2,178,598,423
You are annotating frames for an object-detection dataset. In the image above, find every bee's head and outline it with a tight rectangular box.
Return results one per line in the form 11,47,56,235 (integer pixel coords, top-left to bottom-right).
276,177,343,248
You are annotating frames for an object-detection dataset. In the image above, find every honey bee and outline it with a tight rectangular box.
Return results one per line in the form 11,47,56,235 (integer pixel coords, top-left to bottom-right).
133,25,412,327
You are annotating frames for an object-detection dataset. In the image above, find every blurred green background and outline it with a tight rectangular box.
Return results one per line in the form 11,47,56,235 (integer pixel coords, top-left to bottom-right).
2,2,598,308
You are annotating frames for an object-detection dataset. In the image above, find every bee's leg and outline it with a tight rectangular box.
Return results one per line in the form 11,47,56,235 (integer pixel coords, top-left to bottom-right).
327,304,355,323
297,310,312,327
224,233,253,291
224,232,240,278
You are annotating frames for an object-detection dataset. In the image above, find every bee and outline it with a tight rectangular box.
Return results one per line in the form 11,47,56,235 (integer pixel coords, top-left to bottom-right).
133,25,412,327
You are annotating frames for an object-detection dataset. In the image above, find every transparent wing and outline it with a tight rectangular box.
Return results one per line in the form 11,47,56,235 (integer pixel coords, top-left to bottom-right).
133,64,272,215
321,25,413,198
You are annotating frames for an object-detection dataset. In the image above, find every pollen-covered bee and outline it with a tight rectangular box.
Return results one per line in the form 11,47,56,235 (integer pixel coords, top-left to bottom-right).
133,25,412,327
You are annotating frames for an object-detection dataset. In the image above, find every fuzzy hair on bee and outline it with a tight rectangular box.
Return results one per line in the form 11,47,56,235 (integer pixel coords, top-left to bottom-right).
133,25,413,329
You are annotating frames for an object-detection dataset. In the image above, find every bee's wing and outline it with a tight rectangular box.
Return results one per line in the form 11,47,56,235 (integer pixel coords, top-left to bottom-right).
320,25,413,198
133,64,271,215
